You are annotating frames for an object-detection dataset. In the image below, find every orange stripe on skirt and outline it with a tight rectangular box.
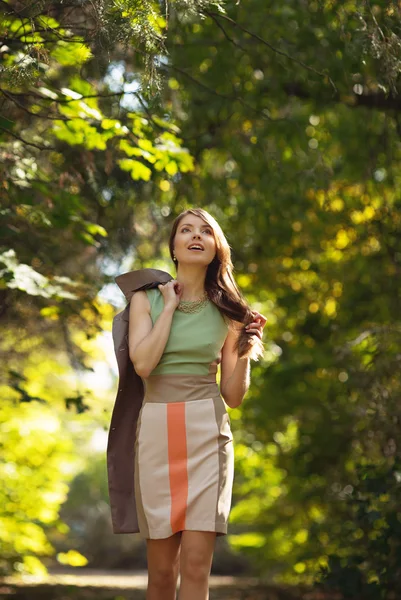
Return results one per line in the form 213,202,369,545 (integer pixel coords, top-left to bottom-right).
167,402,188,532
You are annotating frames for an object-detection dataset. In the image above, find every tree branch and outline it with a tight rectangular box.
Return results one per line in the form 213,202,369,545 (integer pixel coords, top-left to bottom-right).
165,64,282,122
0,125,56,151
205,10,249,54
203,10,337,95
284,81,401,112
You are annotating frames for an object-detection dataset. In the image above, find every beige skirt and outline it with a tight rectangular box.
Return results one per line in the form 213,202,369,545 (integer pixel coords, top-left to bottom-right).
134,368,234,539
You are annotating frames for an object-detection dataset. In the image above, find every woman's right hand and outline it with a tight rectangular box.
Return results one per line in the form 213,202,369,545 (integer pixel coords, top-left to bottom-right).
158,280,183,310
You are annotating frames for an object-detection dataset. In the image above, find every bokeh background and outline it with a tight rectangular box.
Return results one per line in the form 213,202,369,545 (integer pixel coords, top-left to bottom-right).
1,1,401,598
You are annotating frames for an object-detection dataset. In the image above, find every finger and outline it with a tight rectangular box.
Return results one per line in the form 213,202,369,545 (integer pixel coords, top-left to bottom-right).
247,331,262,339
247,326,263,335
252,310,267,323
247,315,265,329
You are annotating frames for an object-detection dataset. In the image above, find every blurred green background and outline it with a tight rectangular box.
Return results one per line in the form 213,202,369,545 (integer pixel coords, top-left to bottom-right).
1,1,401,598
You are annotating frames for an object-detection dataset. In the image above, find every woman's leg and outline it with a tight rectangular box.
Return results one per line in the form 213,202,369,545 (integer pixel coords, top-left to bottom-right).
178,531,217,600
146,531,182,600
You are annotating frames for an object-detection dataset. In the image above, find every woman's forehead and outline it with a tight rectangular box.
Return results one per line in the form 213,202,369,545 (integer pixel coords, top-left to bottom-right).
179,215,210,227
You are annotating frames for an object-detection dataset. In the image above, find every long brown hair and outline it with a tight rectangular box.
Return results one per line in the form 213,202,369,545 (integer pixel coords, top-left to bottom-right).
168,208,264,361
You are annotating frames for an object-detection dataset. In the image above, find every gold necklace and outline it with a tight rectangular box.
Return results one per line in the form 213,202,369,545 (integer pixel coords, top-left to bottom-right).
176,291,209,313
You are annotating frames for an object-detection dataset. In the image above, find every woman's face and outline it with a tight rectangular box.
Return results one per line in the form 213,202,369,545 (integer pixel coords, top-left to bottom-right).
173,214,217,265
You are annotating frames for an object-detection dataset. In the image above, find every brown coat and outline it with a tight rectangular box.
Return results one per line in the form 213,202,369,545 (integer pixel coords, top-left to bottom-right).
107,268,173,534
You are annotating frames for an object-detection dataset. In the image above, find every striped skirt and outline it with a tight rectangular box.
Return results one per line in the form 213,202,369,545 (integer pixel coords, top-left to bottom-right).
134,368,234,539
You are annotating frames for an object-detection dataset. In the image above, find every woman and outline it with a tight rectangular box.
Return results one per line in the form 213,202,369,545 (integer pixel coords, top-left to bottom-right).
128,208,266,600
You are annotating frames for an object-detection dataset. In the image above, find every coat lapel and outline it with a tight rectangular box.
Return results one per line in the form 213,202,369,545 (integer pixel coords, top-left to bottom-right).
107,268,173,534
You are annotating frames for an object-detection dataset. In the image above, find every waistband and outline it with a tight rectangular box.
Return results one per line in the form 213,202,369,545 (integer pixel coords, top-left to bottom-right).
143,371,220,404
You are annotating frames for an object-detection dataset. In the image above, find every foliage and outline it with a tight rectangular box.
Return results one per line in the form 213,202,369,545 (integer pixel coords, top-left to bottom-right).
0,0,197,575
0,397,84,575
0,295,115,575
159,0,401,594
316,460,401,599
0,0,195,415
0,0,225,93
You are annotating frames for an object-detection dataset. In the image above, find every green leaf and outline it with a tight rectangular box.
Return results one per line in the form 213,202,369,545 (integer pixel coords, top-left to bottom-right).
85,223,108,237
165,160,178,176
118,158,152,181
52,41,92,66
229,532,266,550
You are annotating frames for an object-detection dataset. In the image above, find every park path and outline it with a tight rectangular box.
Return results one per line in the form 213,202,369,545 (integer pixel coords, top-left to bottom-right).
1,567,257,591
0,567,342,599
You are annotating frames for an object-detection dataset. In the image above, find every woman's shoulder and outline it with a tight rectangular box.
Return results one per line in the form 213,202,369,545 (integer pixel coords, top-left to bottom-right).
144,287,164,310
130,287,162,317
145,287,162,298
131,285,161,302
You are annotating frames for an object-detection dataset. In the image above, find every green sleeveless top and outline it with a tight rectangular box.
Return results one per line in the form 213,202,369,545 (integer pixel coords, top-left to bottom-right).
146,288,229,376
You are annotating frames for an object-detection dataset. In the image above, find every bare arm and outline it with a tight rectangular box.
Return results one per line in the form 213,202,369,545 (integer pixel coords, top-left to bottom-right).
220,325,251,409
128,290,176,379
220,311,266,408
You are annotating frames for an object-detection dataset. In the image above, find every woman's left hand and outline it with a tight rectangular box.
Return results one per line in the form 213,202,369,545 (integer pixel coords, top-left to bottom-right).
245,310,267,340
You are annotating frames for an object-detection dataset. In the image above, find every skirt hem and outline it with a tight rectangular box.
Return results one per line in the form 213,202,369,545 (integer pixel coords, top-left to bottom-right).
142,521,228,539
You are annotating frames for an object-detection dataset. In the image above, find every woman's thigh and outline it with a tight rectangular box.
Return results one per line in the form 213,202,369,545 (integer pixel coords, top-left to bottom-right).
180,531,216,578
146,531,182,576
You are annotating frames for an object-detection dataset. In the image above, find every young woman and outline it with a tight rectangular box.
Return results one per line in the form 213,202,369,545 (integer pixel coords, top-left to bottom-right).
128,208,266,600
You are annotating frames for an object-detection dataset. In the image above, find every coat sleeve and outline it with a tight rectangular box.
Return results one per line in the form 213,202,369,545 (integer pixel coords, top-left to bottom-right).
115,268,173,302
107,268,174,534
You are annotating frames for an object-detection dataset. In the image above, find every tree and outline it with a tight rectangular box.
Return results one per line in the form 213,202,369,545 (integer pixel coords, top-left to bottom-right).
2,0,401,593
158,0,401,592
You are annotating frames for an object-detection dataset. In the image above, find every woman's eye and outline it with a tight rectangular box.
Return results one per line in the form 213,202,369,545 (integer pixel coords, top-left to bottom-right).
182,228,212,234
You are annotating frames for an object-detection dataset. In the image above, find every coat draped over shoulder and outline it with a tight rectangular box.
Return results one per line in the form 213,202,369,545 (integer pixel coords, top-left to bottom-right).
107,268,173,534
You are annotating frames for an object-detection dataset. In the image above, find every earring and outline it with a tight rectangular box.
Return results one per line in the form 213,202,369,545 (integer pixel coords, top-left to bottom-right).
173,253,176,260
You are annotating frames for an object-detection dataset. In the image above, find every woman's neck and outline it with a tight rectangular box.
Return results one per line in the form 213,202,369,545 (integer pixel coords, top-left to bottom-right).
175,264,207,301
